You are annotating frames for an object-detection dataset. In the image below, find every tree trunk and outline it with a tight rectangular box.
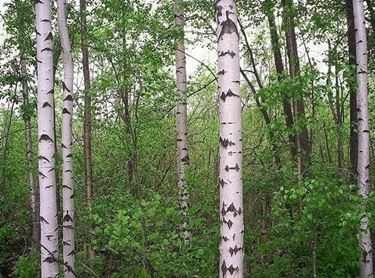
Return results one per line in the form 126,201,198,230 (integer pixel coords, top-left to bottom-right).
35,0,59,275
216,1,244,276
265,1,296,161
80,0,94,258
282,0,311,175
353,0,373,276
21,53,40,249
346,0,358,181
57,0,75,275
175,0,191,243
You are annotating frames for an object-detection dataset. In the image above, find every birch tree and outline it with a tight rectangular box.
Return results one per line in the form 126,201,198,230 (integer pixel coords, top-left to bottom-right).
35,0,59,275
216,0,244,276
174,0,191,243
353,0,373,276
57,0,75,275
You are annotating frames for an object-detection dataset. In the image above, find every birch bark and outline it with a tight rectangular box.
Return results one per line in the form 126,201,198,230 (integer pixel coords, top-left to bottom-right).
57,0,75,275
35,0,59,275
353,0,373,276
216,0,244,276
175,0,191,243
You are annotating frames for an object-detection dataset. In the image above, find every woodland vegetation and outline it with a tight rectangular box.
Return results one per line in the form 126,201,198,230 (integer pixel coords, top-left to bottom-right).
0,0,375,277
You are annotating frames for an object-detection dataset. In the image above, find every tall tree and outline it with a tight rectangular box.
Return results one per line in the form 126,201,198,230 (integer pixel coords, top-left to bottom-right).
282,0,311,175
80,0,94,258
264,0,296,161
174,0,191,243
216,0,244,276
346,0,358,180
57,0,75,275
353,0,373,276
35,0,59,275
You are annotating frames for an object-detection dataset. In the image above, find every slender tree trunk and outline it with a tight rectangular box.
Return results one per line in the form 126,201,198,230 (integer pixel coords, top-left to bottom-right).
216,1,244,276
265,1,296,160
35,0,59,275
354,0,373,276
282,0,311,175
346,0,358,181
21,53,40,249
57,0,75,275
80,0,94,258
175,0,191,243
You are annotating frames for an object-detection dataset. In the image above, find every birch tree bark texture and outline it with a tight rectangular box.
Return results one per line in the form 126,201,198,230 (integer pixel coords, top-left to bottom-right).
215,0,244,277
57,0,75,275
353,0,373,276
174,0,191,243
35,0,59,276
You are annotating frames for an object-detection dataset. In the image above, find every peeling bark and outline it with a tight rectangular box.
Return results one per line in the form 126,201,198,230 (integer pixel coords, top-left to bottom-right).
57,0,75,275
216,1,244,276
35,0,59,275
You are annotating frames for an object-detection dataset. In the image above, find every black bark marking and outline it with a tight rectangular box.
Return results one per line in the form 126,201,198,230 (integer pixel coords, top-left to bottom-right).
63,224,74,230
66,153,73,158
41,47,53,52
64,95,73,102
34,0,43,3
63,213,73,222
62,81,71,92
225,163,240,172
219,50,236,58
181,155,189,163
63,240,71,246
221,236,229,242
219,178,226,188
218,69,225,75
45,185,54,189
47,89,54,94
43,256,55,263
39,134,53,143
40,216,49,224
67,250,74,256
42,102,52,108
221,260,227,276
47,167,55,172
220,137,235,148
62,185,72,190
38,171,47,179
38,155,50,163
44,32,53,41
218,10,239,41
221,260,239,276
229,245,243,256
220,89,239,102
62,108,71,115
227,219,233,229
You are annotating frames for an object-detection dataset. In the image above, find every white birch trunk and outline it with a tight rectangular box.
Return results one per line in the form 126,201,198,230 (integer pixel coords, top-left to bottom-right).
353,0,373,277
174,0,191,243
216,1,244,276
57,0,75,276
35,0,59,276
